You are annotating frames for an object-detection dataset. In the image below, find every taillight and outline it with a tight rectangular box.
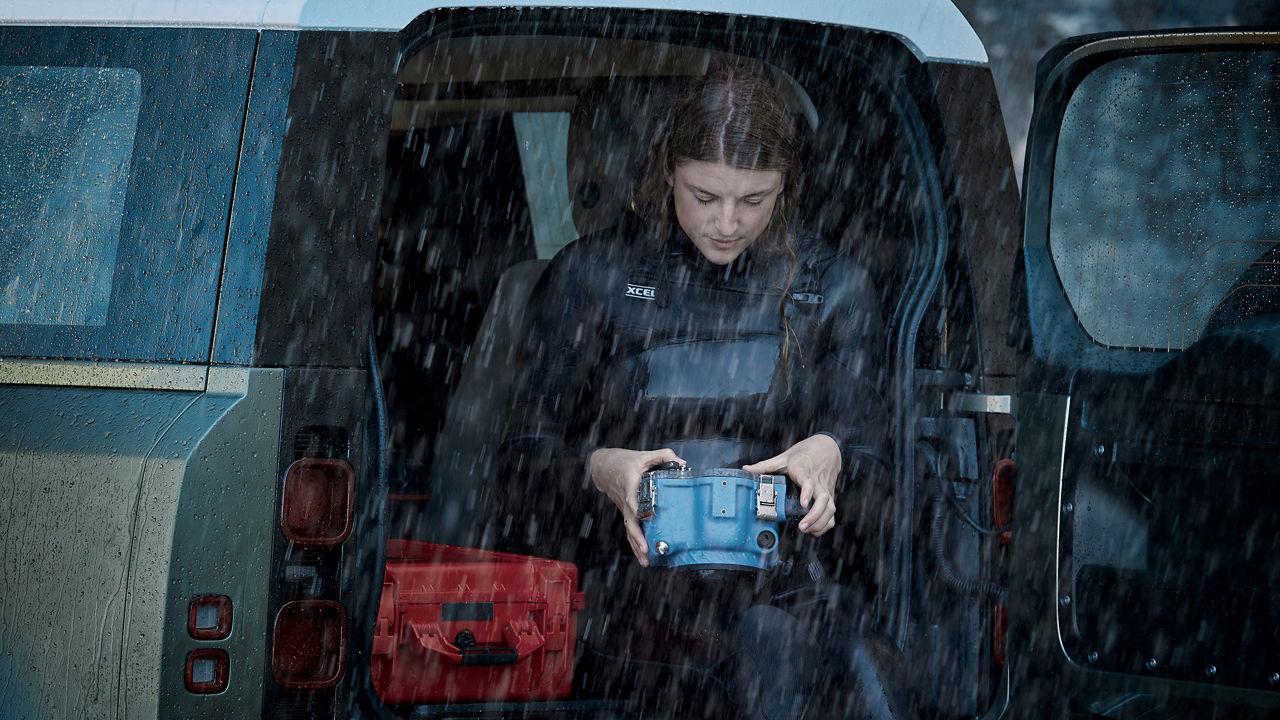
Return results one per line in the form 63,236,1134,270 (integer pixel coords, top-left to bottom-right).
272,600,347,689
281,458,354,545
188,595,233,640
185,649,230,694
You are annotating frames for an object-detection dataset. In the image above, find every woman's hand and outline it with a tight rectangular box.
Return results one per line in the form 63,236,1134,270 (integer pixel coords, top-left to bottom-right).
743,434,842,536
588,447,686,566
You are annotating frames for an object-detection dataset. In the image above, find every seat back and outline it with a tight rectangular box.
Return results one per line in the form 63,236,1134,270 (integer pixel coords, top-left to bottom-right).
420,259,548,546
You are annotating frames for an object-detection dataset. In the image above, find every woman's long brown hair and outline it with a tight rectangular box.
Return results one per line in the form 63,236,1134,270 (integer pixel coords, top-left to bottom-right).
641,64,804,382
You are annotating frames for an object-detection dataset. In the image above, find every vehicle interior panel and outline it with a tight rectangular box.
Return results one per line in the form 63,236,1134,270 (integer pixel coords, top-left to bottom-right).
1061,350,1280,691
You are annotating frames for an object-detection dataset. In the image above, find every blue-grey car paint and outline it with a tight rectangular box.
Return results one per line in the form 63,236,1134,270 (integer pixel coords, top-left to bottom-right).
212,30,300,366
0,26,290,720
0,27,255,363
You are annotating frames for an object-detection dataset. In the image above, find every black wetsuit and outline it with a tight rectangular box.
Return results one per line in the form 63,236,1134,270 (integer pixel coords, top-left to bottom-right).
504,216,886,479
500,218,900,717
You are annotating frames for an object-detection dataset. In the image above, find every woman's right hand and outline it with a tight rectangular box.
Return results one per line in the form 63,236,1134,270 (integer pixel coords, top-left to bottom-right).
588,447,685,566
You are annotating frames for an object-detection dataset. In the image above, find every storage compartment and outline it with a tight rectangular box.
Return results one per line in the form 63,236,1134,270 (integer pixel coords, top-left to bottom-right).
371,540,585,704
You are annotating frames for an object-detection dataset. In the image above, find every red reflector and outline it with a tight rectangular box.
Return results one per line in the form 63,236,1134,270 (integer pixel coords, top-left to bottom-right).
185,649,230,694
281,458,355,545
188,595,233,640
272,600,347,689
992,458,1016,545
993,604,1009,669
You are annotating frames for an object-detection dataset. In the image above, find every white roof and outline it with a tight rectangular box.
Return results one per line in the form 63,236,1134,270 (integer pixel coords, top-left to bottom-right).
3,0,987,65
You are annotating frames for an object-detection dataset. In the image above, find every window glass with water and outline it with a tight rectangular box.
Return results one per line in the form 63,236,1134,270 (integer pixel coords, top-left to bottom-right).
0,66,140,327
1051,51,1280,349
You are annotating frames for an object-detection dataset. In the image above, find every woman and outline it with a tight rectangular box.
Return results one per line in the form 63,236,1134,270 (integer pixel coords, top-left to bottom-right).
501,64,895,716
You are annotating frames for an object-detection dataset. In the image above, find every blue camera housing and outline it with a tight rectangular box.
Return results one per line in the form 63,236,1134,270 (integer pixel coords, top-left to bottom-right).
638,467,788,570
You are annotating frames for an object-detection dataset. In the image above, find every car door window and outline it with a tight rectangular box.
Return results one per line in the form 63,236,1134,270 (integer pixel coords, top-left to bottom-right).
0,27,255,362
0,66,140,326
1050,50,1280,350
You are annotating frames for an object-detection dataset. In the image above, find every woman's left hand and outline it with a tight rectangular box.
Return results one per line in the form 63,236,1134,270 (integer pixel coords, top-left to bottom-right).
743,434,841,536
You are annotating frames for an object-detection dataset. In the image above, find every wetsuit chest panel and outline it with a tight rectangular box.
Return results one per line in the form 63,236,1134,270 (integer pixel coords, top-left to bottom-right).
608,267,786,401
639,338,780,399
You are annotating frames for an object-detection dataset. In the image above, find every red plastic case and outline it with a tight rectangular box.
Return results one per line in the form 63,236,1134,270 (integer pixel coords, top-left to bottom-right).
371,540,586,704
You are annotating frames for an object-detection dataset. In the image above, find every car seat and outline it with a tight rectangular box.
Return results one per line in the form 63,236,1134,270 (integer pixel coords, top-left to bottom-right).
418,83,668,546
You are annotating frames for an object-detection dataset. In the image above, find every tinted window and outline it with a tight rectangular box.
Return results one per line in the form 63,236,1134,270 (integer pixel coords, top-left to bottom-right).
0,66,140,326
0,28,256,362
1051,51,1280,349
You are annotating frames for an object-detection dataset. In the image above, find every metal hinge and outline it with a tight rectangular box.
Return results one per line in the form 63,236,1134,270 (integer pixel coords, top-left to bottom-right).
947,392,1015,415
637,475,656,519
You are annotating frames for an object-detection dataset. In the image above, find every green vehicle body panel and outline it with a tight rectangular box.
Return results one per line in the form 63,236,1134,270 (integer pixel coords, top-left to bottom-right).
0,367,283,719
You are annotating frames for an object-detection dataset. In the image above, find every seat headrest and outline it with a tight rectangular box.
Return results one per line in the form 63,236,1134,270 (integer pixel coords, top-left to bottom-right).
567,84,673,238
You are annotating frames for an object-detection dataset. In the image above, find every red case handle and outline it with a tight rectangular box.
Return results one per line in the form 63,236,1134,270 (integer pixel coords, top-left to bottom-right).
407,620,545,666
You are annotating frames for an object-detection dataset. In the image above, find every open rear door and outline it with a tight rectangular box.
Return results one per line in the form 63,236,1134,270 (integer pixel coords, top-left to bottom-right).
1006,30,1280,718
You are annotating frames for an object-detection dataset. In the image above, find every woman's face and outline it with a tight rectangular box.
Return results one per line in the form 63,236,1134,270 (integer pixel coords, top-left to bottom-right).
667,160,783,265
